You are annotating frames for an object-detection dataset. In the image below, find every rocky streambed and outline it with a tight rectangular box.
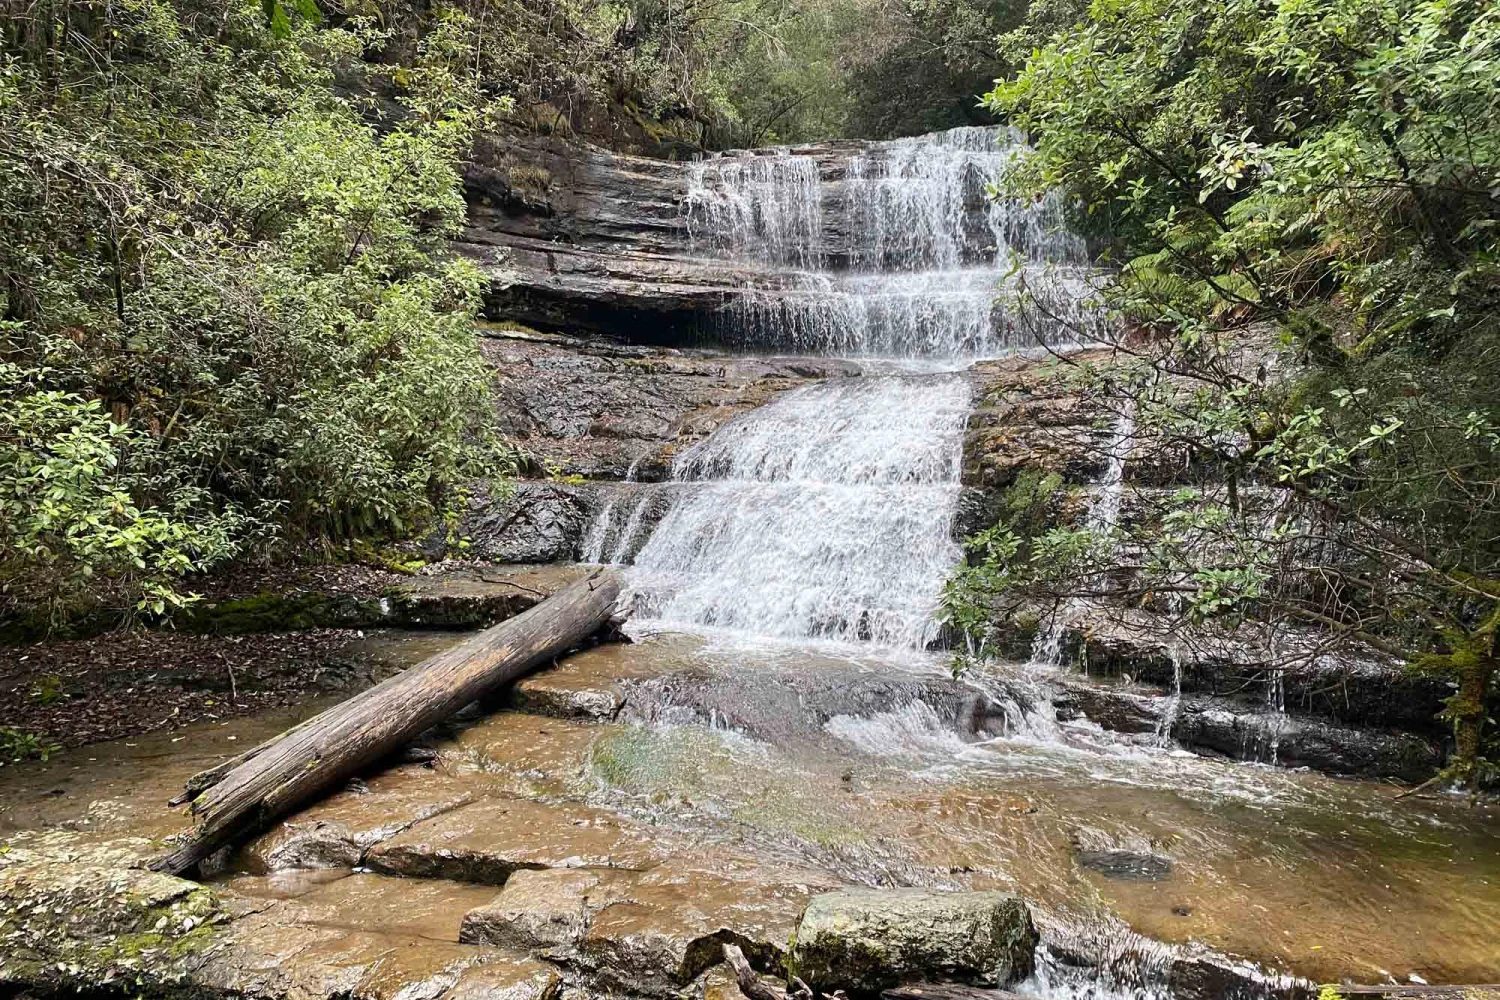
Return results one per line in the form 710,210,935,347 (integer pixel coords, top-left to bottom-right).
5,631,1500,1000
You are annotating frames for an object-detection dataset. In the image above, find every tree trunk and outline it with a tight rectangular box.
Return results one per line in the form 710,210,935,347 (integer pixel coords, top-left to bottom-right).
1454,657,1490,788
152,568,623,876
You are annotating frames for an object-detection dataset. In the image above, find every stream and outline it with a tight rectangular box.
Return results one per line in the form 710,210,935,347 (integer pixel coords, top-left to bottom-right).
3,127,1499,1000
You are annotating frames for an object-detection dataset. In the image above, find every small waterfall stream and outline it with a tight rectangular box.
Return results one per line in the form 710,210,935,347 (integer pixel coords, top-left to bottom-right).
628,374,971,647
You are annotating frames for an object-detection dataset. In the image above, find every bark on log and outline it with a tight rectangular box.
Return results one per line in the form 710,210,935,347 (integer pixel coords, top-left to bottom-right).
722,944,790,1000
152,568,623,876
880,985,1023,1000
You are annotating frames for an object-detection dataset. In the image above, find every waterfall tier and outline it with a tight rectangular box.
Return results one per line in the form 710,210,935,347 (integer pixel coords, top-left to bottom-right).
623,375,971,648
683,126,1087,358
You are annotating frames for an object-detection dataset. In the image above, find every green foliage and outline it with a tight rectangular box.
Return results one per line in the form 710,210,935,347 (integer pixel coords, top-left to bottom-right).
0,726,61,764
958,0,1500,780
438,0,1017,149
1,0,510,627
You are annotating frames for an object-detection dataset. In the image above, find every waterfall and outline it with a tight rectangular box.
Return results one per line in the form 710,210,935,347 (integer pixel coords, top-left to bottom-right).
685,150,823,267
628,375,971,648
686,127,1089,358
609,126,1091,650
1032,405,1135,668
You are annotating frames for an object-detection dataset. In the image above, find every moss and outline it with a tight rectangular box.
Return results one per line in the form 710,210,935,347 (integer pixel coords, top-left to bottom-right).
178,590,386,634
0,865,226,996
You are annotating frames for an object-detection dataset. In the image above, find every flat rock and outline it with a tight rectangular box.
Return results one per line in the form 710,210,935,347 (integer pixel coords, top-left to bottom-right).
238,765,478,873
365,796,676,884
0,836,563,1000
268,872,501,942
442,711,603,799
789,888,1037,992
460,867,622,953
387,563,593,628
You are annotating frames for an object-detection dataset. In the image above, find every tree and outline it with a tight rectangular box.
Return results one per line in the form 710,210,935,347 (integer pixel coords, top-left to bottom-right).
947,0,1500,785
1,0,509,628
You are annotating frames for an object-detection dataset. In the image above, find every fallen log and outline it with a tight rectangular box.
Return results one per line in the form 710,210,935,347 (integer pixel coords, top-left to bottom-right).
880,985,1023,1000
152,568,623,876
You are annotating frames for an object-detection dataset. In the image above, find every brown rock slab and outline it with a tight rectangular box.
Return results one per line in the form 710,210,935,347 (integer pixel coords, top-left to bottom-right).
443,711,603,798
581,857,840,994
460,853,840,995
210,914,561,1000
460,868,628,953
275,872,503,942
237,765,477,873
365,796,675,885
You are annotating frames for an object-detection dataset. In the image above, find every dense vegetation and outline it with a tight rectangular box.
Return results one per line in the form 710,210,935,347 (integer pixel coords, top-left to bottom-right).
1,0,512,630
945,0,1500,783
440,0,1021,149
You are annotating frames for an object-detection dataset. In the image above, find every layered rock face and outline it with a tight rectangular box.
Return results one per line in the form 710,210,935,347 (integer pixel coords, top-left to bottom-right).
457,129,1087,353
459,130,1456,780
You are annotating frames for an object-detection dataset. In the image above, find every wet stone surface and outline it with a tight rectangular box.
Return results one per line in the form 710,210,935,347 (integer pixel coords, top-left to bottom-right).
3,633,1500,999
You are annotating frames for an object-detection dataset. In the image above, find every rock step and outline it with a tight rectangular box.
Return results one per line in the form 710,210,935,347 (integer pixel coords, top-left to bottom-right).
1051,676,1443,781
0,833,561,1000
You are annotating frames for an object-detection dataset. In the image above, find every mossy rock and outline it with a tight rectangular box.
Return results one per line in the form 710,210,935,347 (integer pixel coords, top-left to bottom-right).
0,855,227,994
179,591,387,635
788,888,1036,994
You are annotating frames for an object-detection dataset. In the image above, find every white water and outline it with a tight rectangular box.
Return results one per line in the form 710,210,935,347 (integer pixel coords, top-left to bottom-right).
1031,405,1136,668
686,126,1089,358
593,126,1099,649
627,374,971,648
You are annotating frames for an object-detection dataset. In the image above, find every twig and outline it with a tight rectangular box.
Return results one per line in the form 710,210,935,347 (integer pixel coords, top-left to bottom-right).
722,943,789,1000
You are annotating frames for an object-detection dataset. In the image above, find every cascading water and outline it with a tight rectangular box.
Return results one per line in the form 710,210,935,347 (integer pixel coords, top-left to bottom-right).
628,374,971,648
587,126,1092,650
1031,405,1136,667
687,127,1090,359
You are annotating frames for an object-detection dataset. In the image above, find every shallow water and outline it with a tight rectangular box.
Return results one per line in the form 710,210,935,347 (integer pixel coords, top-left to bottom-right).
4,628,1498,991
578,629,1500,987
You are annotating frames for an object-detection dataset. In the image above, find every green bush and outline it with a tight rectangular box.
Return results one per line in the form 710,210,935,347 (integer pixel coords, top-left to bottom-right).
1,0,509,627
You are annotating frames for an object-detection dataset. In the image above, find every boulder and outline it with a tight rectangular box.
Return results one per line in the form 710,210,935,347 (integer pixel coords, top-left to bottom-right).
462,482,591,563
461,857,841,996
788,889,1037,993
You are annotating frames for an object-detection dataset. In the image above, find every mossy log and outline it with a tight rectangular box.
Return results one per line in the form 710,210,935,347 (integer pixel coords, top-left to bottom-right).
152,568,623,877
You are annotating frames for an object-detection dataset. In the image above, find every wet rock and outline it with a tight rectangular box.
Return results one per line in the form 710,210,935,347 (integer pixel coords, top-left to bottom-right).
511,676,625,721
788,888,1037,993
581,859,835,994
460,868,610,953
1066,609,1451,734
462,483,592,563
270,872,500,942
622,665,1011,747
481,322,861,484
1070,827,1173,881
1171,703,1441,782
0,833,564,1000
238,766,477,872
209,915,561,1000
1052,680,1162,735
962,353,1118,497
364,796,675,884
1046,672,1442,782
461,856,838,995
458,133,908,343
384,564,593,628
